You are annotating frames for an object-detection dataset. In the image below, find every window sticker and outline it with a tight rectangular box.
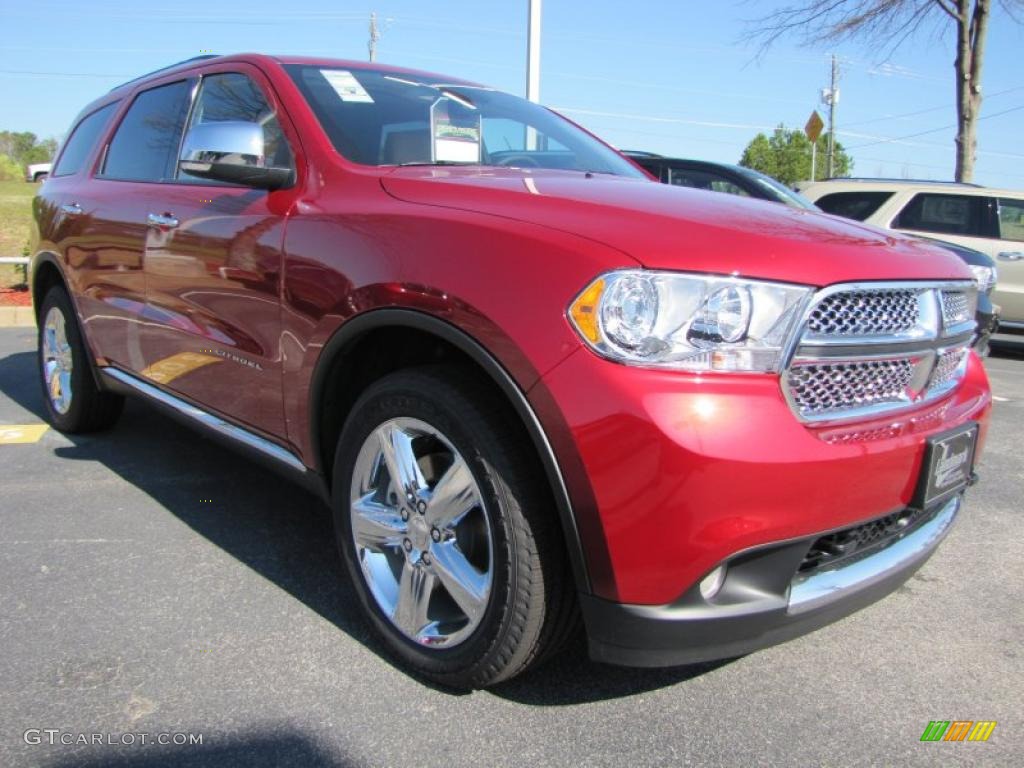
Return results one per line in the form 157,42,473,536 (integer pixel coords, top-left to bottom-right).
320,70,374,103
430,96,481,163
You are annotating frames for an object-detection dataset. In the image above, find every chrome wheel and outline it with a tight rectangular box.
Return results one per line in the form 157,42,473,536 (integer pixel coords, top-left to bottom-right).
350,417,493,648
42,306,74,415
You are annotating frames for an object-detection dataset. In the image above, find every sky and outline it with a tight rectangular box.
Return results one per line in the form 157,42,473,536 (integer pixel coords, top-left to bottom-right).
2,0,1023,188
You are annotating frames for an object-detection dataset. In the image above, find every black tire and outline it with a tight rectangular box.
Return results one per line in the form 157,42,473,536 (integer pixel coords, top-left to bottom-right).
332,366,578,688
37,286,124,433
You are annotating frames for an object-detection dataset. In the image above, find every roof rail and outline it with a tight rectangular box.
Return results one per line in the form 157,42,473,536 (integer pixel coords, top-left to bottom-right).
109,54,219,92
831,177,984,188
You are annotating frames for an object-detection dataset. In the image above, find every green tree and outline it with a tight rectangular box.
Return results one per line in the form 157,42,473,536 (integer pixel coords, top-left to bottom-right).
0,131,58,172
0,154,24,181
746,0,1023,182
739,125,852,185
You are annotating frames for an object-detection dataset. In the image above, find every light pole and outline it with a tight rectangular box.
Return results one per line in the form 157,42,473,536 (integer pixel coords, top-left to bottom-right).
526,0,541,103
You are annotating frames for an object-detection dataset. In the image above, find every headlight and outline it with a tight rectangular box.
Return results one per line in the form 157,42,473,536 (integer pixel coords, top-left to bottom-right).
568,270,813,373
968,264,997,294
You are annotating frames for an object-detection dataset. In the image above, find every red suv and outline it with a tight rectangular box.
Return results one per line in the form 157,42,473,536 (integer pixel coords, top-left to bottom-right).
32,54,991,688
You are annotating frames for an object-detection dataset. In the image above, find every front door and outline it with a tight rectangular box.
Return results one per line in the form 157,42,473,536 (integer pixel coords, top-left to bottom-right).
140,67,299,438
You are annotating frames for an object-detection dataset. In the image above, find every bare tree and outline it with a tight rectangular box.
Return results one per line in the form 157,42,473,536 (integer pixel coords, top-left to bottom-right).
745,0,1021,182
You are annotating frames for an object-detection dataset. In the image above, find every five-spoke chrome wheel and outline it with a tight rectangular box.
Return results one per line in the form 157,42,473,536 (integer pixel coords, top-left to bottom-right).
42,306,74,414
350,417,493,648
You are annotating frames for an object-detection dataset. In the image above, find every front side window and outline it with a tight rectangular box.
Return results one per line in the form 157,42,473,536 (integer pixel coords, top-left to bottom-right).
101,80,193,182
744,170,819,210
284,64,643,177
52,102,118,177
668,167,749,197
815,191,894,221
179,72,292,183
997,198,1024,242
893,193,995,238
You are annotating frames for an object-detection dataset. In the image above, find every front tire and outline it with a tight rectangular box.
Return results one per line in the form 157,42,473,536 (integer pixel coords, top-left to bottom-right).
37,286,123,433
332,367,577,688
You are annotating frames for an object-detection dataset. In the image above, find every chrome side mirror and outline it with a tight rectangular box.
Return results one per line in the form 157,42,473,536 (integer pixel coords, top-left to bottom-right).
178,121,292,190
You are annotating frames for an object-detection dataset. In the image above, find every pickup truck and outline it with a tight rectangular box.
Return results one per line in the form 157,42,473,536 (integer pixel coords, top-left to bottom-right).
26,162,51,182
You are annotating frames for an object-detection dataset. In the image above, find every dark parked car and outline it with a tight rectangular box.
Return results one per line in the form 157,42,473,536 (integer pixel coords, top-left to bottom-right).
624,152,819,210
31,54,990,688
629,155,998,352
917,237,999,355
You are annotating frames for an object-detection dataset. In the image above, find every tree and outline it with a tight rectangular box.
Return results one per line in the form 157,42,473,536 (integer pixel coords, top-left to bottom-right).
746,1,1022,182
739,125,853,185
0,131,58,172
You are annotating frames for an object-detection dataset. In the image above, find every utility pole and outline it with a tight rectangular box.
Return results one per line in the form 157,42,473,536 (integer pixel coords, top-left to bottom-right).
526,0,541,103
823,54,840,179
368,12,380,62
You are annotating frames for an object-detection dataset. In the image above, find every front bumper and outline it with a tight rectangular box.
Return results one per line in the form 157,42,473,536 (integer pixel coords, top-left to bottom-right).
534,347,990,605
581,495,960,667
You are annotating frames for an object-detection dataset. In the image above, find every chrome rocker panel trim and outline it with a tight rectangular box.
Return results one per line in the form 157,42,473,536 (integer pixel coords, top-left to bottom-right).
101,367,307,474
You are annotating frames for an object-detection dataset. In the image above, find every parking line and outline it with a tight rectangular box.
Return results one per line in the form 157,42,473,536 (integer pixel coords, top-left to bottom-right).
0,424,49,444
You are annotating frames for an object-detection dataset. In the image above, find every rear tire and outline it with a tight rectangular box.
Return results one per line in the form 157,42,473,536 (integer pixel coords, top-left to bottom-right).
332,366,577,688
37,286,123,433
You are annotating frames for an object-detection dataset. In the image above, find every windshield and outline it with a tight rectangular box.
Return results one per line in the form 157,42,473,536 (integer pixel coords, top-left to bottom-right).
743,168,820,211
285,64,643,177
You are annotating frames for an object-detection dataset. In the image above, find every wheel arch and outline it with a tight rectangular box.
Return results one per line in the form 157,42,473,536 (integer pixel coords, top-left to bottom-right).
31,252,67,321
309,308,592,593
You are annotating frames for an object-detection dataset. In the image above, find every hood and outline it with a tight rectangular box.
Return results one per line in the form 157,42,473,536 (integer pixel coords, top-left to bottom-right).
381,168,971,287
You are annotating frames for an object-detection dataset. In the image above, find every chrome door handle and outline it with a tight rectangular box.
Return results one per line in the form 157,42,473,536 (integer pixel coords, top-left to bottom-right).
997,251,1024,261
60,203,83,216
146,213,179,229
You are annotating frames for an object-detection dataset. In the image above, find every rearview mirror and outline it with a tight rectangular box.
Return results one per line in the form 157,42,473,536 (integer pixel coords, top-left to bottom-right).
178,121,292,190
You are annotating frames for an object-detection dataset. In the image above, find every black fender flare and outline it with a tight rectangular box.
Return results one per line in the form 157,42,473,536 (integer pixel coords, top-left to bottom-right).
309,308,592,594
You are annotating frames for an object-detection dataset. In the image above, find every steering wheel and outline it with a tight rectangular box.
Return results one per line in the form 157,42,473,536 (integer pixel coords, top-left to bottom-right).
495,154,541,168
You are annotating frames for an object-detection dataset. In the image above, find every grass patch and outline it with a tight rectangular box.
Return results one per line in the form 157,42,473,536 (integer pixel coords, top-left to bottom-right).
0,179,37,287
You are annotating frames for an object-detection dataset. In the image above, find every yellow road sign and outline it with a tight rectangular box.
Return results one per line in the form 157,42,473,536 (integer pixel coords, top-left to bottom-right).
805,111,824,143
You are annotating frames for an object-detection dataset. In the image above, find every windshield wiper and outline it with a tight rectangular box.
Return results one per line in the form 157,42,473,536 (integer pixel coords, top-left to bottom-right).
396,161,481,167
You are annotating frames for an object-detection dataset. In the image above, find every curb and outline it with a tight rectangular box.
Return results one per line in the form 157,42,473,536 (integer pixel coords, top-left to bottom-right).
0,306,35,327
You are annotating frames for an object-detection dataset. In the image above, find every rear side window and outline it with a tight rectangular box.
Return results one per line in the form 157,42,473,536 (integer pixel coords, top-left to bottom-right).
634,160,667,181
815,191,893,221
101,80,193,182
893,193,995,237
998,198,1024,242
52,103,118,177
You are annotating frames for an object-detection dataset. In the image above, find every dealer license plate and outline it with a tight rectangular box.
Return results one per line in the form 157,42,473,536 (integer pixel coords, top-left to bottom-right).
912,423,978,509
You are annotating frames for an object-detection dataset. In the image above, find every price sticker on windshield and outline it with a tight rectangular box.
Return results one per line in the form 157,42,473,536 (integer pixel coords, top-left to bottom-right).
321,70,374,103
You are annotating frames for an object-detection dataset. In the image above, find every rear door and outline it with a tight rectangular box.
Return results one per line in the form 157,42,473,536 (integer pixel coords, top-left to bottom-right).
139,65,300,437
890,191,1023,323
993,197,1024,324
68,80,196,371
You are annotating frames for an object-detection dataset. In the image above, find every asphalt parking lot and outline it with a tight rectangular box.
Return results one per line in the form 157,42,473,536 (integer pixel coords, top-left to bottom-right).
0,326,1021,768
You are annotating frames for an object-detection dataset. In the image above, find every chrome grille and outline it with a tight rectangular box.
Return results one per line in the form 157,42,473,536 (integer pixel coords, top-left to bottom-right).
931,346,968,389
806,289,919,337
783,281,976,424
787,359,916,417
940,290,972,327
